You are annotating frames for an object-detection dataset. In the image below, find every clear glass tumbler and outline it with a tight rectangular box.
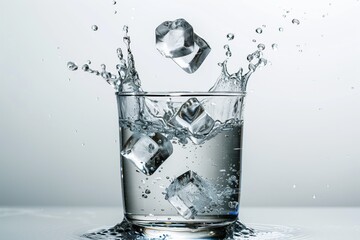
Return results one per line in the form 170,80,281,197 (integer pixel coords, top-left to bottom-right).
117,92,246,239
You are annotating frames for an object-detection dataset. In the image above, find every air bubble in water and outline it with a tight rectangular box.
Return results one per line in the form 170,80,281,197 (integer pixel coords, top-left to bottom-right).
227,33,234,41
257,44,265,51
272,43,278,50
292,19,300,25
67,61,78,71
255,28,263,34
91,25,98,31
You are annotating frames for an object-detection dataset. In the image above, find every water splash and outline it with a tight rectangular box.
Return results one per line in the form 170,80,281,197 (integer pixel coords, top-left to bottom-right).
209,34,267,92
68,25,141,92
68,28,266,94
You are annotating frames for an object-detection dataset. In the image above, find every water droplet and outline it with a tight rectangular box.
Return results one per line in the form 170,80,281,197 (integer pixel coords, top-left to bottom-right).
82,64,90,71
114,10,117,14
271,43,278,50
227,33,234,41
82,142,85,146
257,43,265,51
326,184,330,188
351,86,355,89
91,25,98,31
123,25,129,34
279,27,284,32
292,19,300,25
145,189,151,194
312,194,316,199
258,58,267,67
255,28,263,34
96,96,100,101
113,0,116,5
87,60,91,65
142,194,148,198
293,184,297,189
67,61,78,71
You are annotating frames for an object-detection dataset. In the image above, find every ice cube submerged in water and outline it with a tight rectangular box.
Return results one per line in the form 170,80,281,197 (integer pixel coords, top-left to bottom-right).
165,170,218,220
155,18,211,74
169,98,215,136
121,133,173,175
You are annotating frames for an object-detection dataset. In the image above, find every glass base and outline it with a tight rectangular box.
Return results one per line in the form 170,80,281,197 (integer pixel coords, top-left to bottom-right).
82,218,255,239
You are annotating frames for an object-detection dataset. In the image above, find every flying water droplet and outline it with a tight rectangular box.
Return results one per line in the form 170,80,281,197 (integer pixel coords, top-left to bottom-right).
123,25,129,35
257,44,265,51
227,33,234,41
67,61,78,71
91,25,98,31
292,19,300,25
271,43,278,50
255,28,263,34
82,64,90,71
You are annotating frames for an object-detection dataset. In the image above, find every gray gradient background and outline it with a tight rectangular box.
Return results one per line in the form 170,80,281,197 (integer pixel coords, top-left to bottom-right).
0,0,359,207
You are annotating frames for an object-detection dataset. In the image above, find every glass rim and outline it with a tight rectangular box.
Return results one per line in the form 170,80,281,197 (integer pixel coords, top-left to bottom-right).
115,91,246,97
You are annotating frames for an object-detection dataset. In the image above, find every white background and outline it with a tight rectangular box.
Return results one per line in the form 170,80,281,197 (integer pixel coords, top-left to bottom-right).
0,0,359,207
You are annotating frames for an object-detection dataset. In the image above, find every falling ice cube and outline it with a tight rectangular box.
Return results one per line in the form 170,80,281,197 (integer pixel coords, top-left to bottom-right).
156,18,195,58
169,98,215,136
165,170,218,219
121,133,173,175
172,34,211,74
